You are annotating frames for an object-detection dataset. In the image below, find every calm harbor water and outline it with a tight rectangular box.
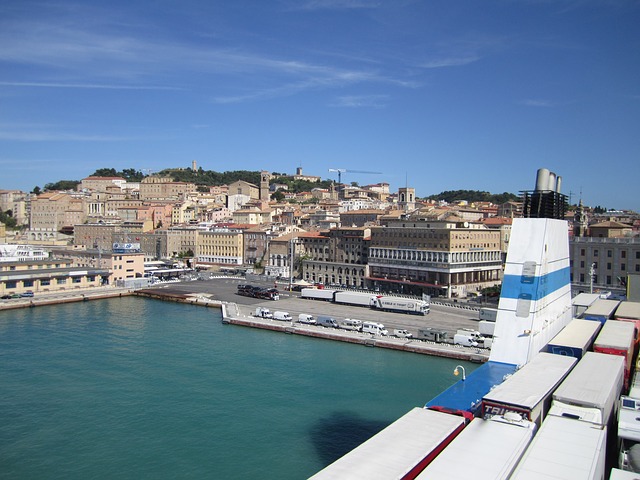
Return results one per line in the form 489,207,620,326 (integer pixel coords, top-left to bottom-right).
0,297,478,479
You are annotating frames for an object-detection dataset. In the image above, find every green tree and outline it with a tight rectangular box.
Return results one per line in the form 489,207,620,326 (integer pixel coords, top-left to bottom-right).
0,210,18,228
44,180,80,191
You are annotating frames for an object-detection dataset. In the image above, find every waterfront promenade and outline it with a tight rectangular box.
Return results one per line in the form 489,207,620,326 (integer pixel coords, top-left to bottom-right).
0,278,490,362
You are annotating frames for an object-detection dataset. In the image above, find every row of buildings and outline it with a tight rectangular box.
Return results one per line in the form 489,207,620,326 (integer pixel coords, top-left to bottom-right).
1,169,639,298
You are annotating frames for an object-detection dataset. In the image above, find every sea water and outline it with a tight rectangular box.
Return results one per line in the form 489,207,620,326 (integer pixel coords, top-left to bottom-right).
0,297,478,479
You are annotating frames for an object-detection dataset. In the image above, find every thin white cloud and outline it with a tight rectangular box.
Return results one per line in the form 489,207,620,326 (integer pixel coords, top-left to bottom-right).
0,5,420,104
0,81,181,90
419,56,480,69
330,94,389,108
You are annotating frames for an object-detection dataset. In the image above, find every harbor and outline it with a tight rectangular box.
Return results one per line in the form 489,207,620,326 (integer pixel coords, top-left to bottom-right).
0,278,491,363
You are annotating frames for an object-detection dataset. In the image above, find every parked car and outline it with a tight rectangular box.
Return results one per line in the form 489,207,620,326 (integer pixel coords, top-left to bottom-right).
1,294,12,299
21,291,35,297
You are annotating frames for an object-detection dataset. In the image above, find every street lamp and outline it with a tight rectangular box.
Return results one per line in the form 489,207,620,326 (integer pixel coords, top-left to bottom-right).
453,365,466,381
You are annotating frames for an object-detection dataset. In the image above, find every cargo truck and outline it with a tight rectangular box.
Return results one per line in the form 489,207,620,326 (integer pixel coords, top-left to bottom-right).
478,307,498,322
546,318,601,360
481,352,577,426
593,319,636,391
548,351,624,427
333,291,377,307
300,288,337,301
371,296,430,315
415,413,536,480
510,415,607,480
582,298,621,323
308,407,471,480
478,320,496,337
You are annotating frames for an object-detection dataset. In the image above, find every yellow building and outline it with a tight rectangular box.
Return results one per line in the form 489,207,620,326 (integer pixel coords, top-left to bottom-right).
0,258,109,296
196,228,244,266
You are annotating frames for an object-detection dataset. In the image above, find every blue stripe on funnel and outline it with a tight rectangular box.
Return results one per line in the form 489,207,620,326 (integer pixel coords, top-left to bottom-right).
500,266,570,302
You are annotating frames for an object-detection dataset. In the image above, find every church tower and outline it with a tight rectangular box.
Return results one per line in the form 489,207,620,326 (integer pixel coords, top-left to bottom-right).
260,171,270,201
398,187,416,212
573,200,588,237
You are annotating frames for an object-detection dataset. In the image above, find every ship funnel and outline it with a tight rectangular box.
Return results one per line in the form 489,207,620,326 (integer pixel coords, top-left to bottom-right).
535,168,550,191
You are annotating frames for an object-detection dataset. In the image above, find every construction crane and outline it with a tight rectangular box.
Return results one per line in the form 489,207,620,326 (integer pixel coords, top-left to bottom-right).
328,168,382,187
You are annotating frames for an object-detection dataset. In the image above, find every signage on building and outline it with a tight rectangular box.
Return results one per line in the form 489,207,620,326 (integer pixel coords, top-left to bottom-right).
113,243,141,253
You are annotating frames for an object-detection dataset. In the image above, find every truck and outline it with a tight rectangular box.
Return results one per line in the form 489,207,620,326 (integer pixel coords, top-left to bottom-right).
254,307,273,319
371,295,430,315
393,329,413,338
300,288,337,301
478,307,498,322
571,292,601,318
333,291,377,307
316,316,339,328
478,320,496,337
340,318,363,331
548,351,624,427
582,298,621,323
593,319,636,391
453,333,478,347
481,353,577,425
614,300,640,343
272,311,292,321
509,415,607,480
415,413,537,480
416,328,448,343
546,318,601,360
308,407,470,480
362,321,388,336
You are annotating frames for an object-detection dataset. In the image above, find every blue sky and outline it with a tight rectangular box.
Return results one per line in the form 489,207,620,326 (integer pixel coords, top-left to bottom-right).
1,0,639,210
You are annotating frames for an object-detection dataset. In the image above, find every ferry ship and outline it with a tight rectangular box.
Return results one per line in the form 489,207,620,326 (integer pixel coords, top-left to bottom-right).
0,244,49,262
310,169,638,479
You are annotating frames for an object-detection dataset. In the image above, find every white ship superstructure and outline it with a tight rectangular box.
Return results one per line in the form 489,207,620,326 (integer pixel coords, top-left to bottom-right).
0,244,49,262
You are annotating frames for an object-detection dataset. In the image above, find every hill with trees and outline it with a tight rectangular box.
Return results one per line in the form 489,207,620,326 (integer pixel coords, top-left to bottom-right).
425,190,519,205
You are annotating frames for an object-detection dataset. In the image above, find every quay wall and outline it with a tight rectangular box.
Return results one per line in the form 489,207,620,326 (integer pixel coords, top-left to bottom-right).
1,286,489,363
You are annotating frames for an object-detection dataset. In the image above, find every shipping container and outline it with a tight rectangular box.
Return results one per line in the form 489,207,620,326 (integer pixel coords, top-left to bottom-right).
308,407,470,480
582,298,621,323
549,351,624,427
415,413,536,480
546,318,601,359
572,293,601,318
301,288,337,301
593,319,636,391
510,415,607,480
333,291,377,307
481,353,576,425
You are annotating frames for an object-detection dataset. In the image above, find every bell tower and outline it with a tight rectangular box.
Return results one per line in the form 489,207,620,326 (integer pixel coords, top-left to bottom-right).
260,171,270,201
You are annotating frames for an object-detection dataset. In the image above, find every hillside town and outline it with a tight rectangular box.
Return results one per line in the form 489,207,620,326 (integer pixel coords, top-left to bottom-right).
1,165,639,300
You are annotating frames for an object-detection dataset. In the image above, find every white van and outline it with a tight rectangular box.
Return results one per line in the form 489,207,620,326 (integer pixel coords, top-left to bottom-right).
254,307,273,319
297,314,316,325
273,311,293,321
340,319,363,331
317,316,339,328
362,321,388,336
453,333,479,347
